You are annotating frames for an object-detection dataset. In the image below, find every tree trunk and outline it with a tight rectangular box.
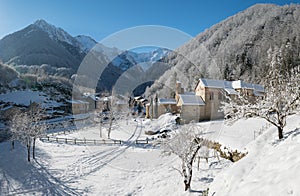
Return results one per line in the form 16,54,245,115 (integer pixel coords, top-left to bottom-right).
278,126,284,139
99,121,102,138
182,162,189,191
11,140,14,150
27,142,31,162
186,162,193,191
33,137,36,159
108,113,113,139
182,161,193,191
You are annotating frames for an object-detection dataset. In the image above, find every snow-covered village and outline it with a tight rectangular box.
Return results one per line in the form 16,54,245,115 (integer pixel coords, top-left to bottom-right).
1,1,300,196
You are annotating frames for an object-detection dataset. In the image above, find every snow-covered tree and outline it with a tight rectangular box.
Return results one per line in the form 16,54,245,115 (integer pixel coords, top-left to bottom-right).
10,112,32,161
161,124,205,191
10,103,47,161
27,104,47,160
222,46,300,139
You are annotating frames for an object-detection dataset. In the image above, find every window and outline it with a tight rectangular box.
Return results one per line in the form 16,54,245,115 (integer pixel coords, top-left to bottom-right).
218,92,223,100
209,92,214,100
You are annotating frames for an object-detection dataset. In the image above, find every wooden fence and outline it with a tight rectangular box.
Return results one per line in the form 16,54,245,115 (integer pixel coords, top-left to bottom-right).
40,136,122,145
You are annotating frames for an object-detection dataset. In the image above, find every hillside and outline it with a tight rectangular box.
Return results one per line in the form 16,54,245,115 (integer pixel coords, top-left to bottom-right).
146,4,300,97
210,114,300,195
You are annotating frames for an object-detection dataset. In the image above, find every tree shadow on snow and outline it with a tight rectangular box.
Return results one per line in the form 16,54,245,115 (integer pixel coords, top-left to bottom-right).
272,128,300,146
0,141,85,195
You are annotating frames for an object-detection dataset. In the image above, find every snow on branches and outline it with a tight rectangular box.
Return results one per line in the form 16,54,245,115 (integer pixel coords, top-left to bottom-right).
222,46,300,139
10,103,47,161
161,124,206,191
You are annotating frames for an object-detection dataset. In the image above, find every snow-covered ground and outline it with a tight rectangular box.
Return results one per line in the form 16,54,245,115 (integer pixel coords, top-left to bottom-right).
210,114,300,196
1,113,300,195
0,90,62,108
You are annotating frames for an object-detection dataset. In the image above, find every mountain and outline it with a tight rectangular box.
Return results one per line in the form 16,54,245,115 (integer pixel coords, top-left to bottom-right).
74,35,97,52
34,19,79,48
95,48,171,95
0,19,172,95
145,4,300,97
122,48,171,71
0,20,86,71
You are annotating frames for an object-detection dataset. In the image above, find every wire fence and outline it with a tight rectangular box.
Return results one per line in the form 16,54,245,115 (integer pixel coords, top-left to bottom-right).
254,123,272,140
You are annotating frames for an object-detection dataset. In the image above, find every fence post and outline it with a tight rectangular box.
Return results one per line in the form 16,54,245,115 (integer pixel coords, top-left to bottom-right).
84,138,86,144
94,139,96,145
56,138,58,143
65,138,67,144
74,138,76,144
47,136,49,141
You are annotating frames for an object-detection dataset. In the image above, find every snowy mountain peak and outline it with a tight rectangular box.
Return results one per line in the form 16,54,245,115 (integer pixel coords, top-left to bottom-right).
75,35,97,51
33,19,77,46
34,19,55,30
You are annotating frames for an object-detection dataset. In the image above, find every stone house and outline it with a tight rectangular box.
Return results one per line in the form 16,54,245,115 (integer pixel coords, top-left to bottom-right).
145,98,178,119
147,78,264,123
177,93,205,123
67,100,89,114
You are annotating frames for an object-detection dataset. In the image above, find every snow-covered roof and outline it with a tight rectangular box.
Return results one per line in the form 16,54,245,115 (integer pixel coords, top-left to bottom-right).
86,95,100,101
232,80,254,89
184,92,195,95
134,96,143,100
178,94,205,106
253,84,265,92
99,96,111,102
254,91,264,97
140,98,149,103
199,79,232,89
66,100,89,104
224,88,238,95
159,98,177,105
199,78,265,93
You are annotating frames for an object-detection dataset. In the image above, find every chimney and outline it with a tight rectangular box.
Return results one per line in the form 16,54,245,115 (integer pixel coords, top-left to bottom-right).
176,81,183,94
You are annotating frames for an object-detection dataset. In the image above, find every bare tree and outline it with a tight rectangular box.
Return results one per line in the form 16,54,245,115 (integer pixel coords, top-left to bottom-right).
161,124,205,191
107,87,129,139
28,105,47,160
107,92,115,139
222,46,300,139
10,112,32,162
10,103,47,161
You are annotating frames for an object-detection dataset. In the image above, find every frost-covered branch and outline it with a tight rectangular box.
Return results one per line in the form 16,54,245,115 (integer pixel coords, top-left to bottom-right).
9,103,47,161
222,46,300,139
161,124,204,191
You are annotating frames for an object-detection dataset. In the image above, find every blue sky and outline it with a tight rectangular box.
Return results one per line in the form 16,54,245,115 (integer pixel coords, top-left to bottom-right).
1,0,299,41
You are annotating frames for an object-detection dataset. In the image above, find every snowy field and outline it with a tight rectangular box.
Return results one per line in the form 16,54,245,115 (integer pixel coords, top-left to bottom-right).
1,113,300,195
